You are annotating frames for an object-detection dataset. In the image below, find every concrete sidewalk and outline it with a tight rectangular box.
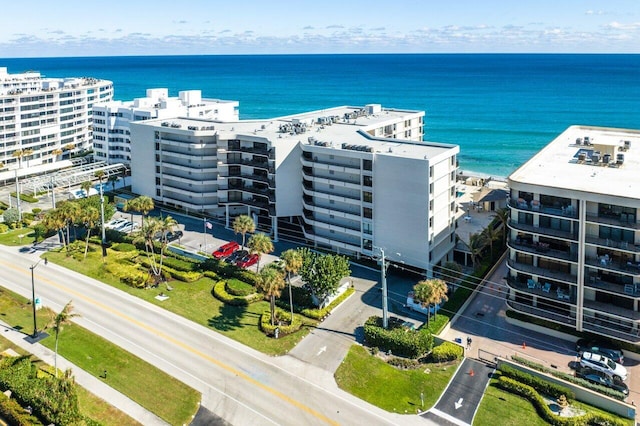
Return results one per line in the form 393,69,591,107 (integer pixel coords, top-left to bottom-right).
0,321,168,426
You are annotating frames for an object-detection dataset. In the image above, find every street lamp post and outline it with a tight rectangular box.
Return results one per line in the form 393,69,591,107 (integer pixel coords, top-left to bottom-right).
374,247,389,329
30,258,47,339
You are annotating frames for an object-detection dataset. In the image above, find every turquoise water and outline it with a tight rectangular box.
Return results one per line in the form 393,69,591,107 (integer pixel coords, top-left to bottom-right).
2,54,639,177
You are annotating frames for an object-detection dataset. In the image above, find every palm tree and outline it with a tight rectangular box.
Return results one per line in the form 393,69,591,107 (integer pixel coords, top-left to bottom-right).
482,225,501,261
464,233,487,269
156,215,178,275
81,206,99,259
12,149,24,167
80,180,92,198
42,209,66,248
441,261,463,286
108,175,118,191
135,196,155,229
280,249,303,320
133,216,163,278
248,232,274,272
494,207,510,247
233,214,255,250
47,301,80,377
257,267,286,326
58,201,81,252
94,170,105,186
123,198,137,224
413,278,449,326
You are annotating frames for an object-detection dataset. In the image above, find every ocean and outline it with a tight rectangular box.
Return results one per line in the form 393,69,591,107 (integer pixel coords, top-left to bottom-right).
2,54,639,178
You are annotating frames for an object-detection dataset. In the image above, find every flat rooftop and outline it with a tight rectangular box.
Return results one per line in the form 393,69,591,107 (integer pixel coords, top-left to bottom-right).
509,125,640,200
140,104,458,160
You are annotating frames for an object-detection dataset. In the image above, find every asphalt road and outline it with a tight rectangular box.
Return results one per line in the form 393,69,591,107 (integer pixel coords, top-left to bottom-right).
428,358,493,425
0,244,438,426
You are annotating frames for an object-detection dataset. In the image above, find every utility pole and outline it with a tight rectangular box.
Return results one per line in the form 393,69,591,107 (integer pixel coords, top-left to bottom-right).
29,258,47,339
50,175,56,208
15,169,22,221
375,246,389,328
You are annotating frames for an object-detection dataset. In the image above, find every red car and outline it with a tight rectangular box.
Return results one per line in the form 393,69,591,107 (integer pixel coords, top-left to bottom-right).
212,241,239,259
236,253,259,268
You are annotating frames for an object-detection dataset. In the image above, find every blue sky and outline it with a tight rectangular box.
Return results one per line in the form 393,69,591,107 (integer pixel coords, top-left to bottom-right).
1,0,639,57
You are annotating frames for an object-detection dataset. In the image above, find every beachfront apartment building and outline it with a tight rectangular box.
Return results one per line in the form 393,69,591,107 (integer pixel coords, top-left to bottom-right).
92,89,239,166
506,125,640,343
0,67,112,180
130,104,459,271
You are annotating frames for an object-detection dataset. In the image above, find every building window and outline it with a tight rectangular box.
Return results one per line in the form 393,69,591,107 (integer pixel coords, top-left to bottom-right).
429,217,433,228
429,183,434,194
155,177,160,185
363,207,372,219
429,166,434,178
363,239,372,250
363,222,372,235
156,189,161,196
429,200,434,211
363,159,373,171
363,191,372,203
363,175,372,187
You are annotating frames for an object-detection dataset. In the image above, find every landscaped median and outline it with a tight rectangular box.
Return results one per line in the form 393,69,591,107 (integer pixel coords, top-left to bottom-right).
0,287,200,426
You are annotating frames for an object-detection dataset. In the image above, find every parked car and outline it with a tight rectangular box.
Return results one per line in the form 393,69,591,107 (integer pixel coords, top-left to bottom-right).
164,231,183,243
236,253,259,269
213,241,240,259
579,351,628,381
576,339,624,364
576,367,629,396
112,221,133,231
226,249,248,264
118,223,140,234
105,218,128,229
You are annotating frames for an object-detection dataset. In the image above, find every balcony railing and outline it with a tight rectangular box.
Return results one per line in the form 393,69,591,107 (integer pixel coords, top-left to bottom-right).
584,235,640,253
584,257,640,276
507,239,577,262
506,258,577,284
584,276,640,298
506,300,576,327
505,277,576,304
508,199,578,219
586,213,640,230
508,220,578,241
583,299,640,321
302,199,361,221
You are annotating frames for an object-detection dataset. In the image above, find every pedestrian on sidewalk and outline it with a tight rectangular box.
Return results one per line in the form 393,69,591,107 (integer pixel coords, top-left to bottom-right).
103,369,107,379
466,336,472,350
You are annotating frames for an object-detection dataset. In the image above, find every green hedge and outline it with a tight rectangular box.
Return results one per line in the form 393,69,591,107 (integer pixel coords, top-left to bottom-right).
510,355,627,401
259,308,303,337
0,391,42,426
111,242,137,252
10,192,39,203
212,281,262,306
499,363,575,400
386,356,421,369
200,257,260,286
300,287,355,320
363,316,434,359
275,285,315,312
496,376,627,426
136,256,203,282
0,356,82,425
430,341,464,362
225,278,255,296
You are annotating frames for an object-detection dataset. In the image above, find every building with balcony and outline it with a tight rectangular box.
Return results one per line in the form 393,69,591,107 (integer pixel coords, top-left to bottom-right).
92,88,238,166
506,125,640,343
130,103,459,272
0,67,113,180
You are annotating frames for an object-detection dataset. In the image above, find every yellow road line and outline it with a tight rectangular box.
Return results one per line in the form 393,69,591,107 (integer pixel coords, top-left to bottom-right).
5,260,338,426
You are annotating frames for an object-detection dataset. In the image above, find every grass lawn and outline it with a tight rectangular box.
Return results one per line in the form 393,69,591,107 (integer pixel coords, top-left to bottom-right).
0,286,199,426
334,345,460,414
474,382,549,426
45,244,316,356
0,227,36,246
475,380,634,426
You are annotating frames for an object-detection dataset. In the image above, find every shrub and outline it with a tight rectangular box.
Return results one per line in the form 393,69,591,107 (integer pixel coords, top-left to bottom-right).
387,356,421,369
120,271,148,288
212,281,262,306
363,316,434,359
21,212,35,223
301,287,355,320
111,242,137,252
0,223,9,233
259,308,303,337
225,278,255,296
0,392,41,426
31,208,42,215
162,256,198,272
430,341,463,362
498,363,574,400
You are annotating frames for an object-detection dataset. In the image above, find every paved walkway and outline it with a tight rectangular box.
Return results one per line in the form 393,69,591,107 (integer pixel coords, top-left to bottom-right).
0,321,167,426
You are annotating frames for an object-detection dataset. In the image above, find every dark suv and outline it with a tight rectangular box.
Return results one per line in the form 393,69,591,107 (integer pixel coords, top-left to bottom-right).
576,367,629,396
576,339,624,364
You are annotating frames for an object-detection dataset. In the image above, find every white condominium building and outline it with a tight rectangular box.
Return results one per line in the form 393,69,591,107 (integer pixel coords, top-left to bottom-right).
506,125,640,343
92,89,239,166
0,67,112,174
130,104,459,271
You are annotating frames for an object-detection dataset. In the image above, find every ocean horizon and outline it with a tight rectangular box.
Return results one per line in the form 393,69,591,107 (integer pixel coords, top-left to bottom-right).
2,53,638,178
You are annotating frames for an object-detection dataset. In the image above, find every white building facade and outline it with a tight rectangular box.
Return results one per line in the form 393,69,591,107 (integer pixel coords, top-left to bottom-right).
130,104,459,272
506,125,640,343
92,89,238,166
0,67,112,174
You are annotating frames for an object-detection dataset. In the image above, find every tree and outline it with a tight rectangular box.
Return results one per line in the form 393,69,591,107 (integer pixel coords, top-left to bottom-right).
441,261,463,289
42,208,66,248
464,233,487,269
233,214,255,250
58,201,81,252
280,248,303,320
80,180,92,198
298,248,351,306
80,206,99,259
133,195,155,229
2,207,20,226
123,198,137,224
134,216,163,278
413,278,449,326
494,207,510,247
256,267,286,326
247,232,274,272
47,301,80,377
108,175,118,191
482,225,501,261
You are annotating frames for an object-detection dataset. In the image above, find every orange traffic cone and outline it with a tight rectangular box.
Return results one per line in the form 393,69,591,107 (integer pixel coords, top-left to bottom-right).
469,369,475,377
522,342,526,349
